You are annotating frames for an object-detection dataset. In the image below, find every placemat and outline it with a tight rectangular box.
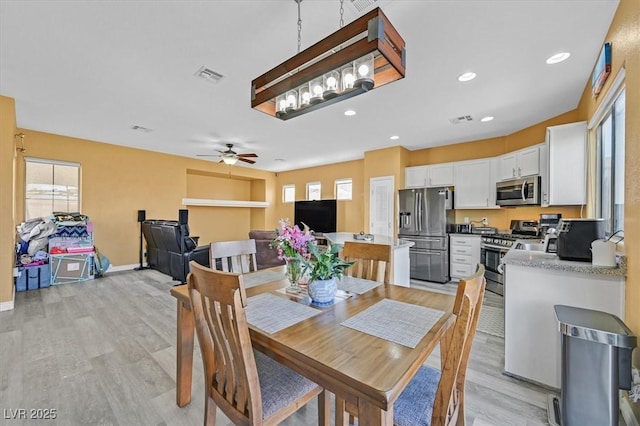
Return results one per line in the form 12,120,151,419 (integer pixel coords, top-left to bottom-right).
341,299,445,348
275,287,352,306
246,293,321,334
243,268,284,288
338,276,383,295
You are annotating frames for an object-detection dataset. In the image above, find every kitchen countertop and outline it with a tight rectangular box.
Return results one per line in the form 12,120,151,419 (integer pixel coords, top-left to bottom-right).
323,232,415,249
502,240,627,277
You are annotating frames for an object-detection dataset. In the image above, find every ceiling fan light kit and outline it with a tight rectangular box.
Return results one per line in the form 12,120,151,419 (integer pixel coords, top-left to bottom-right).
251,6,406,121
197,143,258,165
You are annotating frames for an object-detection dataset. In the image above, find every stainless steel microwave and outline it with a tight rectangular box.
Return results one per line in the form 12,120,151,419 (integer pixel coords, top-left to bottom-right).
496,176,541,206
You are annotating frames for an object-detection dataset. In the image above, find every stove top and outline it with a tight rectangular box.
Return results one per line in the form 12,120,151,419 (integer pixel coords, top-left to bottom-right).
481,232,541,248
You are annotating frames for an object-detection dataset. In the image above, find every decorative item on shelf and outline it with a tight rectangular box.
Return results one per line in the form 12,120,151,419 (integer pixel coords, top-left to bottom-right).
592,42,611,98
300,243,354,306
270,218,315,293
251,0,406,120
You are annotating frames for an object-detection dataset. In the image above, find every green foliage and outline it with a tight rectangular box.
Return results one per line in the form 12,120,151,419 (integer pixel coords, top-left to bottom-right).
298,243,354,282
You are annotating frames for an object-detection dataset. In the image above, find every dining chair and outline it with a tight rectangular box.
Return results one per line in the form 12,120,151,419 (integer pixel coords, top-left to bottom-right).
210,239,258,274
187,261,329,426
336,264,486,426
341,241,391,283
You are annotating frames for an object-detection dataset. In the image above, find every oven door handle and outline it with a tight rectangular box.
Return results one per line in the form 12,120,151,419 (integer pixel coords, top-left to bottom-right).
482,243,510,251
497,263,504,273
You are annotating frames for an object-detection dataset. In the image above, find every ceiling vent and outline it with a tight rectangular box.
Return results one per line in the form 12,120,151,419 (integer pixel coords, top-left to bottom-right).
194,66,224,84
346,0,389,14
449,115,474,125
131,125,152,132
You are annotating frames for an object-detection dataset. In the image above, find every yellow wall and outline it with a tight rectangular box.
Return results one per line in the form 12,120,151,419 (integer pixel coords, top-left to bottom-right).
275,159,365,232
12,129,276,270
0,96,17,305
576,0,640,366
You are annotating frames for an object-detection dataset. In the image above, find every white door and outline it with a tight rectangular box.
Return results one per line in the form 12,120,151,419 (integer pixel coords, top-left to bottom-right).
370,176,394,237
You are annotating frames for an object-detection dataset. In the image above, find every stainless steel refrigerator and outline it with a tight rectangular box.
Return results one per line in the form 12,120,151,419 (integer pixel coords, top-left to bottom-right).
398,187,454,283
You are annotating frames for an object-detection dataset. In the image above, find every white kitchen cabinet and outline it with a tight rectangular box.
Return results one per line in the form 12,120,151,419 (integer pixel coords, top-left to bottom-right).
454,159,494,209
449,234,481,281
542,121,587,206
498,146,540,181
405,163,454,188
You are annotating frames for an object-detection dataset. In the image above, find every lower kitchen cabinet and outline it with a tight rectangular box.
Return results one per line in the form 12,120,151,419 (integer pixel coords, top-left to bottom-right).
449,234,481,281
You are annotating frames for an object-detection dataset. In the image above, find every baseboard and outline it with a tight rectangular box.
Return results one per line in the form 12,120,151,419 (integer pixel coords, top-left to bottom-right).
622,394,640,426
108,263,144,272
0,288,15,312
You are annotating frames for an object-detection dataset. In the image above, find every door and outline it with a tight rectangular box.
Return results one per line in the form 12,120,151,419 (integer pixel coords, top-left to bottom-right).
410,249,449,283
370,176,394,238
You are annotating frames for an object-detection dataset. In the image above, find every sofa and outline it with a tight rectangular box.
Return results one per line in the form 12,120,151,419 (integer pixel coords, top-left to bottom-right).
142,220,209,283
248,230,285,270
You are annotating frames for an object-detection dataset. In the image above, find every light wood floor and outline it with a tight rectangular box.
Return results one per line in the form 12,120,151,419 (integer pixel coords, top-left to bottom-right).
0,270,552,426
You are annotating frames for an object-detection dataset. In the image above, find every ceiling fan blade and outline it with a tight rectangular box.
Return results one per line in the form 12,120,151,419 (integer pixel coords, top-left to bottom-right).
238,157,256,164
237,153,258,158
196,154,220,157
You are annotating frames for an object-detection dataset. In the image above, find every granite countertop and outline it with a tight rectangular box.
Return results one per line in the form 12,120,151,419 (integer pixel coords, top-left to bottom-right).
323,232,415,249
502,240,627,277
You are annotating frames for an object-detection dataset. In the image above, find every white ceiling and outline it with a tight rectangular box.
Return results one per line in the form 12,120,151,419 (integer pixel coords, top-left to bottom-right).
0,0,619,172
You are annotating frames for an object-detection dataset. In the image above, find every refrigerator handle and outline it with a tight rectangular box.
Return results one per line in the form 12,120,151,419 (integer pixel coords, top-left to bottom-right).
418,191,423,232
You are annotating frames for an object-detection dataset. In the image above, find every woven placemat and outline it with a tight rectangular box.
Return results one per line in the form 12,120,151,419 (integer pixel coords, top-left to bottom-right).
243,268,284,288
337,276,383,295
341,299,445,348
246,293,321,334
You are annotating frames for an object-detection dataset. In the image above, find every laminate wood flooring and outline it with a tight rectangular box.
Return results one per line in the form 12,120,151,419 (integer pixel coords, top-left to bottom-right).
0,270,552,426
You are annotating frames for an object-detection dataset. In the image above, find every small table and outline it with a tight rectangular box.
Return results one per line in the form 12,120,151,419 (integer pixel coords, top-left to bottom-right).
171,267,454,425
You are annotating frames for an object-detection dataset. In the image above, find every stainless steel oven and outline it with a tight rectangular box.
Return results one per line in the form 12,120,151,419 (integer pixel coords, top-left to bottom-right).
480,241,510,295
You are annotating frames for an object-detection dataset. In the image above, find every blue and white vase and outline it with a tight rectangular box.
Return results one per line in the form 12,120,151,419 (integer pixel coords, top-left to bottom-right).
308,278,337,306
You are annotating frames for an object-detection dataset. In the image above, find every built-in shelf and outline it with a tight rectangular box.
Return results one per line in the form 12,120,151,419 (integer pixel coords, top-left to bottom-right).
181,198,269,208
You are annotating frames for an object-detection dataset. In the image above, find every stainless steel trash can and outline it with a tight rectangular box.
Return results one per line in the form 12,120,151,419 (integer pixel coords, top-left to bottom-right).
553,305,637,426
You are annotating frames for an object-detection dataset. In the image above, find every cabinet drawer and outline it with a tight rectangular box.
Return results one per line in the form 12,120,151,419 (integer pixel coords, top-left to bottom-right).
450,245,473,256
450,237,476,247
450,262,474,278
450,253,473,265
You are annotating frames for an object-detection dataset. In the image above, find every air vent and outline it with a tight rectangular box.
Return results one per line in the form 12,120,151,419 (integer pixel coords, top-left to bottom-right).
449,115,474,125
131,125,152,132
194,66,224,84
346,0,389,14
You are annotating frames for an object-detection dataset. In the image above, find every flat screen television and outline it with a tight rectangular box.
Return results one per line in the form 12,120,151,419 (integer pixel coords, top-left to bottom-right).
294,200,337,234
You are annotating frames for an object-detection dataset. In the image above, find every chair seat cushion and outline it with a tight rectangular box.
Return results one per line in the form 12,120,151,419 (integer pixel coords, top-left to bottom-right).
394,365,441,426
255,350,319,420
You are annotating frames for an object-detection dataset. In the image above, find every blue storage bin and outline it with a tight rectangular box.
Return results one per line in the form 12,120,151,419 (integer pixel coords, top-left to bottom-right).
15,264,51,291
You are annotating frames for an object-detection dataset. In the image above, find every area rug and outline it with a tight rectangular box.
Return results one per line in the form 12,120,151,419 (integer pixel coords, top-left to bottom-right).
477,305,505,338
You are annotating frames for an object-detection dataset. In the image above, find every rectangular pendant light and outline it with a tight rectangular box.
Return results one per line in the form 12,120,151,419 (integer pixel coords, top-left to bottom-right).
251,7,406,120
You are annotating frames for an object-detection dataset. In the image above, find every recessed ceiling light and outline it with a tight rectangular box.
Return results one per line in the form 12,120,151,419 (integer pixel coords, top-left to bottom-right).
390,135,400,140
457,72,476,82
480,116,494,122
344,110,356,116
546,52,571,64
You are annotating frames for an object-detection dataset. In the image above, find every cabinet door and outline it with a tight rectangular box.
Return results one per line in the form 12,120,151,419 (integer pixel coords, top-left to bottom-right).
499,153,517,180
428,163,454,187
405,166,428,188
546,122,587,205
517,147,540,177
454,160,492,209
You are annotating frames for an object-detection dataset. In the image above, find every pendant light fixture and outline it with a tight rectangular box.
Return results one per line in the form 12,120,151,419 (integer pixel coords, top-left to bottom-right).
251,0,406,120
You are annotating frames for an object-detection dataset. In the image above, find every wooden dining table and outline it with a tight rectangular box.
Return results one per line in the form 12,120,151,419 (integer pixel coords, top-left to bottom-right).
170,266,455,426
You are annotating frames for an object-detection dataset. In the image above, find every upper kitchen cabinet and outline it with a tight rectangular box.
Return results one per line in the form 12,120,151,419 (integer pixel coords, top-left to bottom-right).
405,163,454,188
454,159,497,209
541,121,587,206
498,146,540,181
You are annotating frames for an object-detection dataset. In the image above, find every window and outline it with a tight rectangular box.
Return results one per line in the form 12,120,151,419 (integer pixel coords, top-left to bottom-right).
306,182,321,201
596,89,625,235
335,178,352,200
282,184,295,203
25,158,80,220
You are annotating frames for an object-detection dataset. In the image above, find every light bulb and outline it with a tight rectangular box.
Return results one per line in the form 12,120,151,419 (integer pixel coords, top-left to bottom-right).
326,76,337,89
358,64,369,77
344,73,354,86
302,92,311,102
286,94,296,106
313,85,322,95
278,99,286,110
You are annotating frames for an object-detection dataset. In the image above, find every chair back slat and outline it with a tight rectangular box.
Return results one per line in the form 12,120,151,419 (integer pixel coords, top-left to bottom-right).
211,239,258,274
432,264,486,426
342,241,391,284
188,261,263,424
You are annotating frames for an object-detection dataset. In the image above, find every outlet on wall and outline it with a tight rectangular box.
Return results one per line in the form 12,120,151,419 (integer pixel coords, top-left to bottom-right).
481,217,489,225
464,217,470,224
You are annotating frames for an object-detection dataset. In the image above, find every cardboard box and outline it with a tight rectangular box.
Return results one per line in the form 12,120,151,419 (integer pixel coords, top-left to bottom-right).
51,254,94,285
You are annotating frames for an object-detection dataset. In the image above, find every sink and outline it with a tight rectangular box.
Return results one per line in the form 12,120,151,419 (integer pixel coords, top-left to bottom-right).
514,242,545,252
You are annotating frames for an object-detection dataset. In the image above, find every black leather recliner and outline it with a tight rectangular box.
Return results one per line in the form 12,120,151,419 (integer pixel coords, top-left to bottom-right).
142,220,209,283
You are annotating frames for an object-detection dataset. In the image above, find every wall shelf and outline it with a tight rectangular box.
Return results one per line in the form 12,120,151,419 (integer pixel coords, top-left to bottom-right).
181,198,269,208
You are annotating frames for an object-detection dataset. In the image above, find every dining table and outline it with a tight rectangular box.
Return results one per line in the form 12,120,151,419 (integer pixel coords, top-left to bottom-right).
170,265,455,426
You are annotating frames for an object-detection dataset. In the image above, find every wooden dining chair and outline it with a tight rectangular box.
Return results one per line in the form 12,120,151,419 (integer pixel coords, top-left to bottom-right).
341,241,391,283
187,261,329,426
336,264,486,426
210,239,258,274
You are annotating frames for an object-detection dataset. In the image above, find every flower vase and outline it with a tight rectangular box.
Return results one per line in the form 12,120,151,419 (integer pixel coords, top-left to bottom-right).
285,259,303,293
308,278,337,306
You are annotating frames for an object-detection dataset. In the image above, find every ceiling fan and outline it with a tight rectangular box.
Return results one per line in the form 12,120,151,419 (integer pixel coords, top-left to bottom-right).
196,143,258,165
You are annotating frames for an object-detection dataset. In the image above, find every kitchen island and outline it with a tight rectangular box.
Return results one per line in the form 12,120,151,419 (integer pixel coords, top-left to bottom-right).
502,244,626,389
323,232,414,287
